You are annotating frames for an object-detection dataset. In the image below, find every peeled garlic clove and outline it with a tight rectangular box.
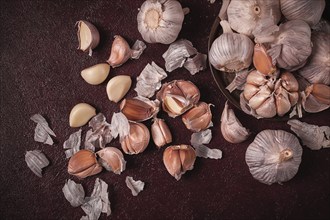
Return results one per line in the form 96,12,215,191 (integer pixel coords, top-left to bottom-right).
253,44,276,75
182,102,212,132
96,147,126,174
151,118,172,148
68,150,102,178
107,35,132,67
69,103,96,127
121,122,150,155
81,63,110,85
106,75,131,103
76,20,100,56
221,101,250,144
120,97,160,122
163,145,196,180
25,150,50,177
308,84,330,105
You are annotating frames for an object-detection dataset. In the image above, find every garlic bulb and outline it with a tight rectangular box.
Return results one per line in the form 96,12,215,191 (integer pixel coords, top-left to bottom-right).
209,20,254,73
280,0,325,27
245,130,303,185
299,32,330,85
227,0,281,37
137,0,186,44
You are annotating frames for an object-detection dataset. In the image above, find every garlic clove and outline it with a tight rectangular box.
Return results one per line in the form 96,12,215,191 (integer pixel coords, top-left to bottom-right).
120,97,160,122
68,150,102,178
246,70,268,86
280,71,299,92
106,75,132,103
243,84,260,101
81,63,110,85
253,44,276,75
275,89,291,117
255,96,277,118
308,84,330,105
69,103,96,127
76,20,100,56
288,92,299,106
151,118,172,148
120,122,150,154
248,86,271,110
302,91,330,113
182,102,212,132
107,35,132,68
96,147,126,174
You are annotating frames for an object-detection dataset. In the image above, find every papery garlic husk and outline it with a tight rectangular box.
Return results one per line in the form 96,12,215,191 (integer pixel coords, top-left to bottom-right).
137,0,185,44
121,122,150,155
68,150,102,179
76,20,100,56
62,179,85,207
226,68,250,93
96,147,126,174
182,102,213,132
163,145,196,180
280,0,325,27
253,44,276,75
246,130,303,185
106,35,131,68
312,19,330,34
298,32,330,85
221,101,250,143
183,53,208,75
120,97,160,122
125,176,145,196
25,150,50,177
302,84,330,113
156,80,200,118
209,20,254,73
227,0,281,37
30,114,56,145
151,118,172,148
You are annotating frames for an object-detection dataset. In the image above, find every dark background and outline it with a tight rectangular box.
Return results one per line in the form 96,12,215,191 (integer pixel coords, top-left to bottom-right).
1,0,329,219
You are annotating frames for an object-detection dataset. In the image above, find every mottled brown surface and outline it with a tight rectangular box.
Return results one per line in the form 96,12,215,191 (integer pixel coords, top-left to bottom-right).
1,1,329,220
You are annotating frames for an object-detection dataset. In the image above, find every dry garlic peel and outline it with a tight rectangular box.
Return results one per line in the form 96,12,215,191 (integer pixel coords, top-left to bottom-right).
77,20,100,56
245,130,303,185
81,63,110,85
25,150,49,177
30,114,56,145
194,145,222,160
151,118,172,148
226,69,250,93
182,102,213,132
120,97,160,122
121,122,150,155
190,129,212,147
110,112,130,141
137,0,185,44
62,179,85,207
97,147,126,174
63,129,82,158
106,75,132,103
69,103,96,127
125,176,145,196
183,53,208,75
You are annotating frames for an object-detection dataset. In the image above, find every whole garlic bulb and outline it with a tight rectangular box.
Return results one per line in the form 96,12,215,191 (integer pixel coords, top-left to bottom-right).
245,130,303,185
137,0,185,44
227,0,281,37
209,20,254,73
280,0,325,27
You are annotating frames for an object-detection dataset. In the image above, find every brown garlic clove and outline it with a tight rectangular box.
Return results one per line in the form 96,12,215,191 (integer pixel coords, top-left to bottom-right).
107,35,132,68
120,97,159,122
68,150,102,178
76,20,100,56
307,84,330,105
253,44,276,75
156,80,200,118
280,71,299,92
121,122,150,154
163,145,196,180
96,147,126,174
151,118,172,148
182,102,212,132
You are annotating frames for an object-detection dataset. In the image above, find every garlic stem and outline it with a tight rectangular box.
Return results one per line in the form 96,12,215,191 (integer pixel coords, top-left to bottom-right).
218,0,230,21
279,149,293,162
182,7,190,15
220,20,233,34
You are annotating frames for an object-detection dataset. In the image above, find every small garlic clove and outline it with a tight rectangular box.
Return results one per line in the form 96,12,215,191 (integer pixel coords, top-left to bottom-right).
253,44,276,75
121,122,150,155
255,96,277,118
275,87,292,116
106,75,132,103
182,102,212,132
302,91,330,113
280,71,299,92
107,35,132,68
69,103,96,127
248,85,271,109
81,63,110,85
77,20,100,56
246,70,267,86
96,147,126,174
288,92,299,106
309,84,330,105
151,118,172,148
68,150,102,178
120,97,160,122
243,84,260,101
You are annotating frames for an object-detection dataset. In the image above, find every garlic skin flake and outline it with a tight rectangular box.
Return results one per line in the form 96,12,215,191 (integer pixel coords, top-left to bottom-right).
221,102,250,143
110,112,130,141
125,176,145,196
190,129,212,147
246,130,303,185
183,53,207,75
25,150,50,177
62,179,85,207
76,20,100,56
137,0,185,44
288,120,330,150
31,114,56,145
63,129,82,158
194,145,222,160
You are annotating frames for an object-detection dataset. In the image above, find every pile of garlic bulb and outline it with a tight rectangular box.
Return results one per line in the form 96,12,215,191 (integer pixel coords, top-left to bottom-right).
209,0,330,118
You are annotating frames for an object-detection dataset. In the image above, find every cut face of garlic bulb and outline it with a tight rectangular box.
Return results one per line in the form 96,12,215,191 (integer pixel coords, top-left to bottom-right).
76,20,100,56
137,0,185,44
245,130,303,185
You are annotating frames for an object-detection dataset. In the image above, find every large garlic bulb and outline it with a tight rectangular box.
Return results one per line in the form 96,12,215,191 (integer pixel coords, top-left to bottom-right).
209,20,254,73
280,0,325,27
137,0,185,44
245,130,303,185
256,20,312,71
227,0,281,37
299,32,330,85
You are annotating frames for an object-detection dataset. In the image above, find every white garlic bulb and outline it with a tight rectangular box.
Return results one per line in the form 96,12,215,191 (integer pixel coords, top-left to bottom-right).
246,130,303,185
137,0,186,44
280,0,325,27
227,0,281,37
299,32,330,85
209,20,254,73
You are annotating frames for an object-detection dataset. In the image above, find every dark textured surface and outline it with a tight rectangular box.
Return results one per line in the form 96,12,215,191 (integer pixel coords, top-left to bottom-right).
0,1,330,219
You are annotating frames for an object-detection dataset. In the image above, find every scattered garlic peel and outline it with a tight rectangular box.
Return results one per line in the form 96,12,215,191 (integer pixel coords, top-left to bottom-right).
25,150,50,177
131,40,147,59
110,112,130,141
31,114,56,145
183,53,207,75
226,68,250,93
62,179,85,207
63,129,81,158
301,92,330,113
288,119,330,150
191,129,212,147
125,176,145,196
194,145,222,159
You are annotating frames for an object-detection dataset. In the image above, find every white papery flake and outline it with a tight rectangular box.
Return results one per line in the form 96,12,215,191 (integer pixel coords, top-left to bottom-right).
194,145,223,159
191,129,212,147
63,129,81,158
226,69,249,92
131,40,147,59
110,112,130,141
25,150,49,177
183,53,207,75
125,176,145,196
31,114,56,145
62,179,85,207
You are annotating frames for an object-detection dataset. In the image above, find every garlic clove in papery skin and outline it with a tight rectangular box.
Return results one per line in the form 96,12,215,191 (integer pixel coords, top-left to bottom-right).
76,20,100,56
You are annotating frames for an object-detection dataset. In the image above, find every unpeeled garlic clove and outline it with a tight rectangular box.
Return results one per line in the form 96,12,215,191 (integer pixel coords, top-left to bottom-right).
68,149,102,178
275,87,292,117
69,103,96,127
96,147,126,174
106,75,132,103
246,70,268,86
182,102,212,132
120,122,150,154
107,35,132,68
163,145,196,180
81,63,110,85
280,71,299,92
151,118,172,148
307,84,330,105
248,85,272,110
76,20,100,56
253,44,276,75
120,97,160,122
255,96,277,118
